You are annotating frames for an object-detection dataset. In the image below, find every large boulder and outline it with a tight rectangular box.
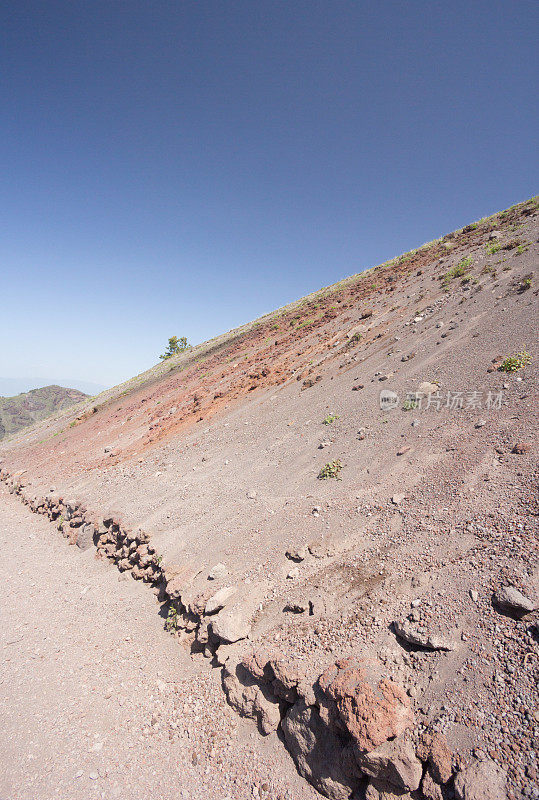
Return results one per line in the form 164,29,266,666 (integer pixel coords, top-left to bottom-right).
164,563,197,601
357,737,422,791
269,655,307,703
211,605,252,643
365,779,414,799
317,657,414,753
393,620,458,651
205,585,237,614
426,732,452,784
282,700,361,800
241,649,317,705
454,757,507,800
241,649,275,682
222,659,281,735
421,771,444,800
493,585,534,616
75,522,96,551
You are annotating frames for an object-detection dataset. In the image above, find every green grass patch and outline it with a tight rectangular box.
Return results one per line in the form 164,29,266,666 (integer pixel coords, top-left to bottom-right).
498,349,532,372
318,460,342,480
165,605,180,632
322,412,340,424
442,256,473,286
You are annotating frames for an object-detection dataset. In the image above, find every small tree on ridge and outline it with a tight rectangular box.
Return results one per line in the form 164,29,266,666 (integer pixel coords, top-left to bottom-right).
160,336,190,360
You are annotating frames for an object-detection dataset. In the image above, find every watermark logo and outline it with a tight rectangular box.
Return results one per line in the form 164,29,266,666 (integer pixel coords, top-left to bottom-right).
380,389,503,411
379,389,400,411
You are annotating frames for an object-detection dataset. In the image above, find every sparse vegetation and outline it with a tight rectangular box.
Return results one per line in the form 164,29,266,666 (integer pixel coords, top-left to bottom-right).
343,332,363,351
498,349,532,372
297,317,319,329
322,413,340,424
165,604,179,632
442,256,473,286
318,459,342,480
486,242,501,255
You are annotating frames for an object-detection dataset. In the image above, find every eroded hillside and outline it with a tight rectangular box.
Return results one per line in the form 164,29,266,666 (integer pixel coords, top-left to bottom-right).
0,384,88,440
1,197,538,800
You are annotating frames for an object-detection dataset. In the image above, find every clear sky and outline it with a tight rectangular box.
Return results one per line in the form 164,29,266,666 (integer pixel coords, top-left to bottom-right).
1,1,537,391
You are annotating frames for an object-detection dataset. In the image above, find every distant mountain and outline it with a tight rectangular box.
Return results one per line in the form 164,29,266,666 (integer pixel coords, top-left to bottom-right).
0,377,106,396
0,385,88,440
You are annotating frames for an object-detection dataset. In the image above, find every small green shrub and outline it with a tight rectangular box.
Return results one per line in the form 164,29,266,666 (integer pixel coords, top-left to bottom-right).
318,460,342,480
481,264,496,276
442,256,473,286
322,413,340,424
165,605,179,632
486,242,501,255
498,349,532,372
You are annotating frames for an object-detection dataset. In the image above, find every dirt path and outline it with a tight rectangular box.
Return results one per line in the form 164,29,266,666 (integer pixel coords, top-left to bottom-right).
0,486,314,800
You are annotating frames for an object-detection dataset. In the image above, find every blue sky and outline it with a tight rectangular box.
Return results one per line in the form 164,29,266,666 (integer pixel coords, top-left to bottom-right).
1,1,537,392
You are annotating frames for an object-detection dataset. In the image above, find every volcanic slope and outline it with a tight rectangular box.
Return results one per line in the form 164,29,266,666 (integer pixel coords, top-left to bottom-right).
1,196,538,800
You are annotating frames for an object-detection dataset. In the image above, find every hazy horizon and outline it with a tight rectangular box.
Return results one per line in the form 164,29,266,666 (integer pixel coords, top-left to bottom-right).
0,377,108,398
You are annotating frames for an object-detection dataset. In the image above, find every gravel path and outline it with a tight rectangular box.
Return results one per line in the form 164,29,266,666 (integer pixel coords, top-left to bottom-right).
0,486,314,800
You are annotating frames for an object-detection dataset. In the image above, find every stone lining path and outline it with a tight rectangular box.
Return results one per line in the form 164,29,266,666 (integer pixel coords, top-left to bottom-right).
0,486,315,800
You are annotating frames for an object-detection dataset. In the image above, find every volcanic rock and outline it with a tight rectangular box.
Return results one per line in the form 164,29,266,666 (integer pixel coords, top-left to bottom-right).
317,657,414,753
282,700,360,800
493,585,534,615
454,757,507,800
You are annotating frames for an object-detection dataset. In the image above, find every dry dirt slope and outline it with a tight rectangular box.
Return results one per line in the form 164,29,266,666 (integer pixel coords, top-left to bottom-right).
1,197,538,800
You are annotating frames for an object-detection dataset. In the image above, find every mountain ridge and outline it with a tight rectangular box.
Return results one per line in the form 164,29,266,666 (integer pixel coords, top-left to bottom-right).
0,384,88,440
